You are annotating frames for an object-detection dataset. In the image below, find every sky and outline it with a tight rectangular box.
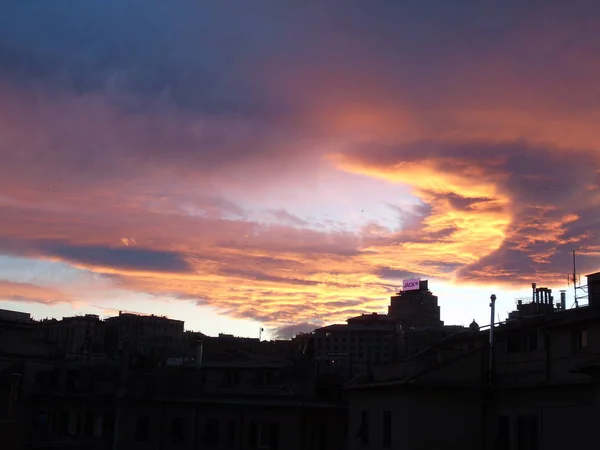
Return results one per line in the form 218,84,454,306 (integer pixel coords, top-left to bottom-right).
0,1,599,339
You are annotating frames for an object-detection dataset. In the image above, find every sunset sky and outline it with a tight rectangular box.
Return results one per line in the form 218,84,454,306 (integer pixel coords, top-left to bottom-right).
1,1,599,339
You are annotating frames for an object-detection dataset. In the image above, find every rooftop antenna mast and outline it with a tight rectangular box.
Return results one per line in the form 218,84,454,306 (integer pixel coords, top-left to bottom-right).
567,249,581,308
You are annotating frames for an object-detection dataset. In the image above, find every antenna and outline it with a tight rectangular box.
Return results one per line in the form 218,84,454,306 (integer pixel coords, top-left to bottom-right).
567,249,581,308
573,250,578,308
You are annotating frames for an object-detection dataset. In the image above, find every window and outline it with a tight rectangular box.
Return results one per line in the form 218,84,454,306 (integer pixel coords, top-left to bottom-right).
357,410,369,444
67,411,79,436
495,415,510,450
259,423,270,448
227,420,236,447
34,371,47,384
135,415,150,442
318,423,327,450
58,411,68,435
84,412,94,437
507,334,522,353
204,418,219,446
249,422,258,448
517,415,538,450
256,372,274,386
93,414,104,438
248,422,278,449
572,329,588,353
222,371,240,386
269,423,279,450
169,417,186,445
526,330,538,351
382,411,392,447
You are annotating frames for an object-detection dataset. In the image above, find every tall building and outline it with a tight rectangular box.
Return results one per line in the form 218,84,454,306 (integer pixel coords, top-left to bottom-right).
387,279,443,328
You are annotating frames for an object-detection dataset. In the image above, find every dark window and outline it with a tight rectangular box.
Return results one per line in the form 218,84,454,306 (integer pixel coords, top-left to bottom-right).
495,415,510,450
572,329,588,353
58,411,68,435
84,412,94,437
310,425,317,448
259,423,270,447
517,415,538,450
256,372,274,386
357,410,369,444
527,330,538,351
135,415,150,442
507,334,521,353
227,420,236,447
34,371,47,384
383,410,392,447
249,422,258,448
169,417,186,445
270,423,280,450
105,414,115,440
319,423,327,450
204,418,219,446
222,371,240,386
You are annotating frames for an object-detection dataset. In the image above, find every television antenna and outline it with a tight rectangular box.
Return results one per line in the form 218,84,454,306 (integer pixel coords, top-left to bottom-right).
567,250,588,308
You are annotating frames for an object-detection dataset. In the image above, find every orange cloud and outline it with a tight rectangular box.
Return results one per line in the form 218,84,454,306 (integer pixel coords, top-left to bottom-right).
0,280,73,305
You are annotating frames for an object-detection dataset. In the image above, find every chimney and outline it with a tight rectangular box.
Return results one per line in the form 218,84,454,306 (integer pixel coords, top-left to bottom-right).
560,291,566,311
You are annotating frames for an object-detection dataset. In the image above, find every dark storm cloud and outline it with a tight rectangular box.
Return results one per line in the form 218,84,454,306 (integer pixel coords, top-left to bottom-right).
271,322,319,340
0,1,286,117
3,1,598,113
374,268,416,281
41,244,193,274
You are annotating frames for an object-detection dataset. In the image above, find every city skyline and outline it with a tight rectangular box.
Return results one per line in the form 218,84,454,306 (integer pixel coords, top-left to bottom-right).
1,1,599,339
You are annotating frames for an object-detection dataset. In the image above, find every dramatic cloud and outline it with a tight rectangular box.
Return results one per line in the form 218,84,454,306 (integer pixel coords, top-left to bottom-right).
0,1,599,331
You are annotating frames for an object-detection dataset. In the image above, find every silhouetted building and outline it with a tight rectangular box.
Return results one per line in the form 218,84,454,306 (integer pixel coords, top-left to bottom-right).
40,314,106,359
0,309,51,359
388,279,443,328
105,312,184,359
587,271,600,308
314,313,404,378
346,295,600,450
114,355,346,450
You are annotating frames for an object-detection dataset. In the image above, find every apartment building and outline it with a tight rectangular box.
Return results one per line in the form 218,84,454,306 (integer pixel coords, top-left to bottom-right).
104,311,184,359
313,313,405,378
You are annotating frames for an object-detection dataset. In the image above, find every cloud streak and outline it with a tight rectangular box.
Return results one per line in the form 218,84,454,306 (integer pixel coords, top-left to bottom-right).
0,280,72,305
